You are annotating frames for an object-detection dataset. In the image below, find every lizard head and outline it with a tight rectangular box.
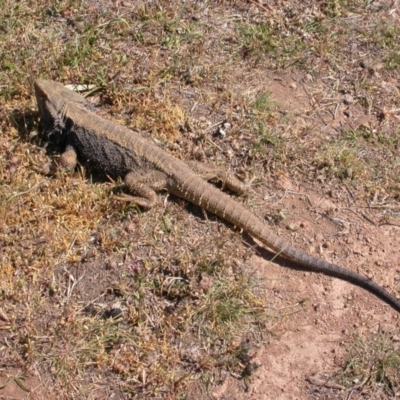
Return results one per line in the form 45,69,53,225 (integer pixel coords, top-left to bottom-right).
34,79,89,142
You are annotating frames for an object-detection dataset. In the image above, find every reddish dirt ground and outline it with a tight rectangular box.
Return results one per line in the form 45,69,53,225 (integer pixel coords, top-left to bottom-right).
210,75,400,400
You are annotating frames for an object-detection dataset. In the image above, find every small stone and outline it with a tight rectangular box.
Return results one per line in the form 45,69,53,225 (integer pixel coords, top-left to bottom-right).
344,168,353,179
218,128,226,137
7,164,17,175
231,140,240,151
200,274,213,292
343,94,354,105
107,307,122,319
124,222,135,233
286,224,297,231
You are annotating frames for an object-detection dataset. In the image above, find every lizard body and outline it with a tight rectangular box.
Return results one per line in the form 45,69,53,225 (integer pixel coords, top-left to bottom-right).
34,79,400,313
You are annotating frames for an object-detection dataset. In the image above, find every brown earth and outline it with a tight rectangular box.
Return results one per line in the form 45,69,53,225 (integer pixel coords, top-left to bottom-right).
210,76,400,400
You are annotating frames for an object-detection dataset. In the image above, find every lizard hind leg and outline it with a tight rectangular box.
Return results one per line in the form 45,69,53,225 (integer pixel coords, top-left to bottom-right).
187,161,247,194
119,170,168,209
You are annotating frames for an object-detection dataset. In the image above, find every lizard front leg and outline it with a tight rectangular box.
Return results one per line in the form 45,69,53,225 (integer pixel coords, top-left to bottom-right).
59,144,78,170
56,141,167,209
57,145,167,210
122,170,168,209
36,143,78,175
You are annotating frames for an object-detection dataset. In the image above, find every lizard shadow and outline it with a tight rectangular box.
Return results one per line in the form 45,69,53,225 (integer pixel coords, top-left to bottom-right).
12,107,61,158
181,200,304,273
242,232,311,273
182,200,389,303
11,108,38,141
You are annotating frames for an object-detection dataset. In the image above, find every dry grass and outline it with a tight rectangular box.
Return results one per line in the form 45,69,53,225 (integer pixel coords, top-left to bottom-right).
332,331,400,397
1,0,400,398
